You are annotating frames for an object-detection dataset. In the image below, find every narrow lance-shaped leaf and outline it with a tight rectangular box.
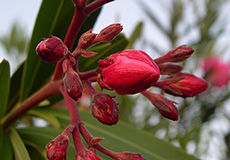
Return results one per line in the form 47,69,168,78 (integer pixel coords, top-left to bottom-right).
0,129,13,160
33,108,198,160
9,127,31,160
0,59,10,119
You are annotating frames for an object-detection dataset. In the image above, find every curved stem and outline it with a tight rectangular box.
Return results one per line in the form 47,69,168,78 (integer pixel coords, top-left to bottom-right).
1,80,62,129
79,67,100,80
60,87,85,153
85,0,114,14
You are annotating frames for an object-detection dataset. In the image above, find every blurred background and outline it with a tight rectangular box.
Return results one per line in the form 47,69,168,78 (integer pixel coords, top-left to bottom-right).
1,0,230,159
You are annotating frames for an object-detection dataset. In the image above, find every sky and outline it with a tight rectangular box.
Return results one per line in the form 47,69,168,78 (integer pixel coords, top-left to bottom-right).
0,0,171,71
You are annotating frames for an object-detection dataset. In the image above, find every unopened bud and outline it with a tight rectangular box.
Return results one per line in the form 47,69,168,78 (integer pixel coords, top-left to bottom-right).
154,45,194,64
95,23,123,42
158,63,183,75
63,60,83,101
98,49,160,94
142,91,178,120
46,134,69,160
155,73,208,98
92,93,119,125
36,36,67,62
78,29,97,49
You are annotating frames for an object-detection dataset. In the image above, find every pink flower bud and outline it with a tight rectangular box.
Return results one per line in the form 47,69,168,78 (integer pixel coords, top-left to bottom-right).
142,91,178,120
92,93,119,125
46,134,69,160
36,36,67,62
95,23,123,42
201,56,230,87
98,50,160,94
155,73,208,98
158,63,183,75
114,152,146,160
75,149,102,160
63,60,83,101
154,45,194,64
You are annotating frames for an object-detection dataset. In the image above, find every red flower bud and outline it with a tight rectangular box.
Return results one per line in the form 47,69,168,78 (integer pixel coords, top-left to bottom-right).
114,152,146,160
46,134,69,160
78,29,97,49
158,63,183,75
155,73,208,97
36,36,67,62
142,91,178,120
75,149,102,160
95,23,123,42
92,93,119,125
63,60,83,101
154,45,194,64
98,50,160,94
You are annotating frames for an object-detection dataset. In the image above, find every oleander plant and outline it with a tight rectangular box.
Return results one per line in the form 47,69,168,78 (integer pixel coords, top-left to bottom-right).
3,0,229,160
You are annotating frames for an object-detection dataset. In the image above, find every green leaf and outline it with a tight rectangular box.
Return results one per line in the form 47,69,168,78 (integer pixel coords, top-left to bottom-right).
45,108,198,160
9,127,31,160
126,22,143,49
20,0,101,101
0,129,13,160
18,127,76,160
0,59,10,119
8,62,24,110
28,108,61,128
26,145,46,160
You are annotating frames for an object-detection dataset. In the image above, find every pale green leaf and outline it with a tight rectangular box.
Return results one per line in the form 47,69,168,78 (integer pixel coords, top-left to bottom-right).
9,128,31,160
28,108,61,128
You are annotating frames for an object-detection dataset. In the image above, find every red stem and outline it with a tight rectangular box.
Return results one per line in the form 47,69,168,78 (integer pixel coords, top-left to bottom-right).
85,0,114,14
82,80,98,97
1,80,62,129
60,87,85,153
79,123,119,159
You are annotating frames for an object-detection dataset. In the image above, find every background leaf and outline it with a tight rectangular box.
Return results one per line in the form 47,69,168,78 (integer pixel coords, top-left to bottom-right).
27,108,198,160
9,127,31,160
0,129,13,160
0,59,10,119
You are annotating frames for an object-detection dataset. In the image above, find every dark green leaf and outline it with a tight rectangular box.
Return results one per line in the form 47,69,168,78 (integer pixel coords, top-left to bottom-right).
26,145,46,160
41,108,198,160
0,129,13,160
9,127,31,160
8,62,24,110
0,59,10,119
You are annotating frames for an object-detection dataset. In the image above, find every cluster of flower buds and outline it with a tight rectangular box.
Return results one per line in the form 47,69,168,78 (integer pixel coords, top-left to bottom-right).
36,22,209,159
